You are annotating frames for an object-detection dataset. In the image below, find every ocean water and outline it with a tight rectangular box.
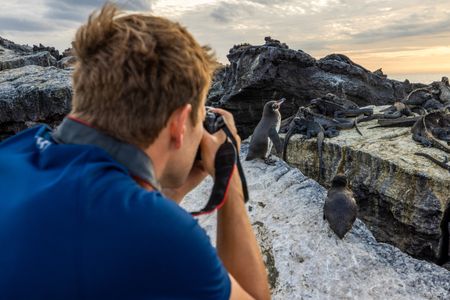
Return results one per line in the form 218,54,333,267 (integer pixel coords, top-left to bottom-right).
389,73,449,84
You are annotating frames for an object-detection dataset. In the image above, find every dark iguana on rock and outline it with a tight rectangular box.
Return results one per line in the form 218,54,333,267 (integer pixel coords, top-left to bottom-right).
411,110,450,153
298,106,363,136
431,76,450,104
310,93,373,118
414,152,450,172
368,116,421,129
359,102,413,124
282,115,337,180
403,88,434,106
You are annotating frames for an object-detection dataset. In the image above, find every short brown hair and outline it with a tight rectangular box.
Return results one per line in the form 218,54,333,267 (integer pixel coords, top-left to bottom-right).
71,3,217,147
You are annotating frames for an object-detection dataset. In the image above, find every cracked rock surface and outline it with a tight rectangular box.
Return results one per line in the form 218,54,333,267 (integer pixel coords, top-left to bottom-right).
0,65,72,140
182,142,450,299
282,105,450,263
207,38,416,139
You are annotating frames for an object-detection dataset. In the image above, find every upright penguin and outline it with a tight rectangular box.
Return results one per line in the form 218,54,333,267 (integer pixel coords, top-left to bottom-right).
246,98,285,164
323,174,358,239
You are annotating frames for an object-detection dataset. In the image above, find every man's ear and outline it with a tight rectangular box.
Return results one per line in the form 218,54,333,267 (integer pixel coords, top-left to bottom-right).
169,104,192,149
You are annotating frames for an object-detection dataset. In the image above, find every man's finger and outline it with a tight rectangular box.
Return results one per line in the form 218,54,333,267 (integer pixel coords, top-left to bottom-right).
210,108,238,136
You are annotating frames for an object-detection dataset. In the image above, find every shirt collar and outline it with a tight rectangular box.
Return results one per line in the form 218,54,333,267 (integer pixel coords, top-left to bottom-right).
52,117,161,191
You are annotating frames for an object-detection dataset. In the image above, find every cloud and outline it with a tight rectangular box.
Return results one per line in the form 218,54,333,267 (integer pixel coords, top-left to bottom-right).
349,14,450,43
0,17,53,32
1,0,449,74
44,0,152,23
45,0,151,10
210,2,253,23
210,3,236,23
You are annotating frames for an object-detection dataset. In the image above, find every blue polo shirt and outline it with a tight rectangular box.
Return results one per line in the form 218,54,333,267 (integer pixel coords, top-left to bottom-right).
0,125,230,299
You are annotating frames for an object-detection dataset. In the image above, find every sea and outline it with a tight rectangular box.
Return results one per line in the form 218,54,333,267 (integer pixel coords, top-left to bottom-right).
388,73,449,85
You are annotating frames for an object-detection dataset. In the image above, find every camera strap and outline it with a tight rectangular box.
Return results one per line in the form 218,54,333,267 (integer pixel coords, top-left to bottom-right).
53,116,248,217
190,125,249,216
52,117,161,190
222,126,249,202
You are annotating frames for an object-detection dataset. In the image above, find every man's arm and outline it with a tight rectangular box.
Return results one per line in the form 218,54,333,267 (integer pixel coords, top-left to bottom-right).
210,109,271,300
161,160,208,203
165,107,270,299
217,172,270,300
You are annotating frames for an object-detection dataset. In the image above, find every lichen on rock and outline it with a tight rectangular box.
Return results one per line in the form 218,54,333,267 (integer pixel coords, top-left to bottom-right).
0,65,72,140
281,105,450,263
182,143,450,299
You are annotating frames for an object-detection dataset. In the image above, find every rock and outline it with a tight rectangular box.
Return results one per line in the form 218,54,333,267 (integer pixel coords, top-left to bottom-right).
0,36,32,54
0,65,72,140
62,48,74,58
207,38,411,139
431,77,450,104
281,105,450,263
33,43,62,60
0,36,58,71
0,51,57,71
182,143,450,299
57,56,76,69
373,68,387,79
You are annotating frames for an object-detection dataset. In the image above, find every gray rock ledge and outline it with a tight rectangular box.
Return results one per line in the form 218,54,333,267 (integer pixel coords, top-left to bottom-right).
182,143,450,299
281,106,450,263
0,65,72,140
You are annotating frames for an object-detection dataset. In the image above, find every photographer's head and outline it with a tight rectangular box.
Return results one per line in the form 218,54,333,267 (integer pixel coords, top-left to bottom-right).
70,3,217,187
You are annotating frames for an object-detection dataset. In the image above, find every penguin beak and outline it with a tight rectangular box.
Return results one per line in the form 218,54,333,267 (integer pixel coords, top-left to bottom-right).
273,98,285,110
277,98,286,106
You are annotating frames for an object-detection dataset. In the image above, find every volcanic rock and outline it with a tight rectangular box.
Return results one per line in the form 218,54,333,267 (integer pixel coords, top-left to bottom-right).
57,56,76,69
0,65,72,140
282,105,450,263
0,37,58,71
207,38,413,139
32,43,62,60
182,143,450,299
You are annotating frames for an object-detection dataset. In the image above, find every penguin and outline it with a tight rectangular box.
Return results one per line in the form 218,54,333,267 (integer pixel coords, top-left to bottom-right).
246,98,285,165
323,174,358,239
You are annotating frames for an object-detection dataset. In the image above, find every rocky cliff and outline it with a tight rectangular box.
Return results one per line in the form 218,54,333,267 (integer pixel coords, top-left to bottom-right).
207,37,415,139
0,37,73,140
282,105,450,264
182,144,450,299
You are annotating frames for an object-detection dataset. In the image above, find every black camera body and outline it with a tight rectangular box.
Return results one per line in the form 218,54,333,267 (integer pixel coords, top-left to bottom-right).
191,106,249,215
203,107,225,134
195,107,225,161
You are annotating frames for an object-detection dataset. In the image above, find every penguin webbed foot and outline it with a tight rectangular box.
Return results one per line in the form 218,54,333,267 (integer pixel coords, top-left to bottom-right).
264,155,277,165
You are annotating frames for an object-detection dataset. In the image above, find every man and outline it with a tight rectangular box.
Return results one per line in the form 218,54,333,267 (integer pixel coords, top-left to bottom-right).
0,3,270,300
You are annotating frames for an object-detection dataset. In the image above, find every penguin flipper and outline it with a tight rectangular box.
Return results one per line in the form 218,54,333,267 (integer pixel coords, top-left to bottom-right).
269,127,283,154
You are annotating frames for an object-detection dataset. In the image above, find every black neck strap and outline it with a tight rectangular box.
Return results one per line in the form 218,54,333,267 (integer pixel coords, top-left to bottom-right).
52,117,161,191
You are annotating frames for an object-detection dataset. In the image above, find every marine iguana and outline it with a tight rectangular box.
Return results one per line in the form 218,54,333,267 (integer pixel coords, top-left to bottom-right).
359,102,413,123
403,88,434,106
411,110,450,153
423,98,445,111
310,93,373,118
368,116,421,129
431,76,450,104
299,106,363,136
414,152,450,172
282,115,336,180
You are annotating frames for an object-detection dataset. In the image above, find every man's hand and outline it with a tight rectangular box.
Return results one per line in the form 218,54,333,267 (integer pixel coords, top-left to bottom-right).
162,160,208,203
163,108,241,202
200,108,241,177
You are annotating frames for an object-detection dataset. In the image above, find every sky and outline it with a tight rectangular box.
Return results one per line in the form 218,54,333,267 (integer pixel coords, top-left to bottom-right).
1,0,449,79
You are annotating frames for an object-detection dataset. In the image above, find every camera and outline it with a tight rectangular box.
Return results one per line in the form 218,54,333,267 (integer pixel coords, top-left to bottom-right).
203,107,225,134
195,107,225,161
191,107,249,215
